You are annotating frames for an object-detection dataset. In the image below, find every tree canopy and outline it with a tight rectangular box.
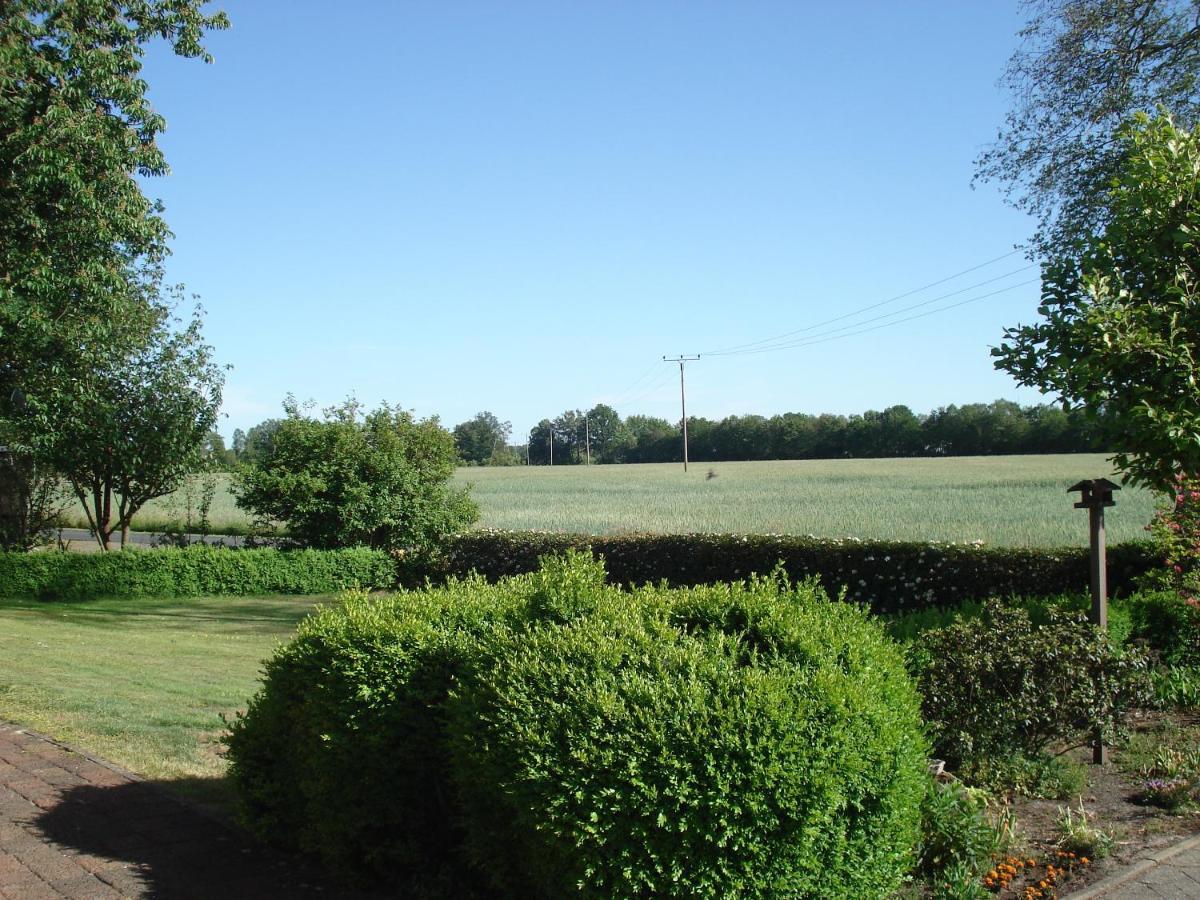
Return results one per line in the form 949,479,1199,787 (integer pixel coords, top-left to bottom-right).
453,411,512,465
993,113,1200,491
977,0,1200,256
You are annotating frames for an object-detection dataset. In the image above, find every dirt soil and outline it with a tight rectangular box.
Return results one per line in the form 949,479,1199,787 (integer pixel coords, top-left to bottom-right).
979,710,1200,898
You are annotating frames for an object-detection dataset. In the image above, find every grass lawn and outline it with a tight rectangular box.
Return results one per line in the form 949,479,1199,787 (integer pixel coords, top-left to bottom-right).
0,593,326,809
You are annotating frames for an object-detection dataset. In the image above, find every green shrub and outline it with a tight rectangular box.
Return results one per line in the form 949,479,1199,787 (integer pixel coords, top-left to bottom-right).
0,545,396,600
961,752,1088,800
228,556,929,897
225,575,526,896
408,530,1156,613
913,601,1151,768
449,568,928,898
1128,590,1200,667
916,780,1011,899
235,399,477,551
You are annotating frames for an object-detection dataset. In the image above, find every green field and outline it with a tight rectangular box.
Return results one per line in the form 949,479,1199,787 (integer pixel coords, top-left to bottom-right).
61,454,1157,547
458,455,1156,546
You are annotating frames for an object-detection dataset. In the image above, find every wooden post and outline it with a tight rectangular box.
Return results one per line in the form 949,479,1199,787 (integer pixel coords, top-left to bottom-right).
1068,478,1120,766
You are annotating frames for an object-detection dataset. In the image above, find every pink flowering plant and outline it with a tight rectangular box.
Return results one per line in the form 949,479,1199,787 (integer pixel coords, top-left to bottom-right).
1145,474,1200,605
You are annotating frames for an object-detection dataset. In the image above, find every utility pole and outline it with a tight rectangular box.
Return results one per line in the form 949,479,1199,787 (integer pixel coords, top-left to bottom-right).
585,416,591,466
549,425,553,467
663,355,700,472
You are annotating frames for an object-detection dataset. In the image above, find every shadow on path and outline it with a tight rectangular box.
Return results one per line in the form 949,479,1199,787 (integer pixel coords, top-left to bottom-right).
0,723,384,899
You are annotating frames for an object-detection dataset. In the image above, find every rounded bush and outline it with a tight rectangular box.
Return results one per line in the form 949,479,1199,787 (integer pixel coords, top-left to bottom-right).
450,569,928,898
224,577,526,895
227,555,928,897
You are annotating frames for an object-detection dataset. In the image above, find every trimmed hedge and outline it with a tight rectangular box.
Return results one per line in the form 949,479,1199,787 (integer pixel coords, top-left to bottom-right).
0,546,396,600
408,531,1158,614
227,554,929,897
0,531,1159,609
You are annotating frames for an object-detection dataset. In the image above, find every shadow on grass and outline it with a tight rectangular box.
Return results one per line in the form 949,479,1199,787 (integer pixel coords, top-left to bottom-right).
0,595,331,635
34,775,385,899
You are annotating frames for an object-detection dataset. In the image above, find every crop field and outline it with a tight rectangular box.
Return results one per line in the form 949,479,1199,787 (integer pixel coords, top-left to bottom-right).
59,454,1157,547
458,454,1156,547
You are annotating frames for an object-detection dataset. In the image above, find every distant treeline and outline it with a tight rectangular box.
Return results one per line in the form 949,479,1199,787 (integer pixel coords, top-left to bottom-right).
222,400,1113,469
522,400,1112,465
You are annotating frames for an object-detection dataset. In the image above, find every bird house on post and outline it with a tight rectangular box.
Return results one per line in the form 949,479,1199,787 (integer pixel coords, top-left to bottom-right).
1067,477,1120,765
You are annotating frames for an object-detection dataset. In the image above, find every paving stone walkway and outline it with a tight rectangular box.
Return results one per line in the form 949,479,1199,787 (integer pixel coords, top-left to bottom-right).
1067,834,1200,899
0,722,378,899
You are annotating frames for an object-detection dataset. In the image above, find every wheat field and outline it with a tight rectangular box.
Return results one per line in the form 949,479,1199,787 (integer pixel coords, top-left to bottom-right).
62,454,1157,548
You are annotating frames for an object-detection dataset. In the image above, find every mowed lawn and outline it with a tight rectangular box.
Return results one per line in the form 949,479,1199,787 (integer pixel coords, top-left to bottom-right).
460,454,1157,546
60,453,1158,546
0,594,324,806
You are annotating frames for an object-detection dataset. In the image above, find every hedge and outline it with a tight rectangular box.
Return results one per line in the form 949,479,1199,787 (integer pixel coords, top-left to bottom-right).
227,554,928,897
0,532,1160,609
0,546,396,600
408,531,1159,614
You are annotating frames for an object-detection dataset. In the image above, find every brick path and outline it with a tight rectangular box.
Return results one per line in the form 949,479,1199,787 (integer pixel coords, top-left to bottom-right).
0,722,377,898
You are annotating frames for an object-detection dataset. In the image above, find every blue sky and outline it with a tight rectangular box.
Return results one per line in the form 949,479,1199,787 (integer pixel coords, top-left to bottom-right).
141,1,1047,442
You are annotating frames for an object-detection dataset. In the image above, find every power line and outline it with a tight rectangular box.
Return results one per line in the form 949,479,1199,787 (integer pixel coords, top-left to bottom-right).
700,248,1027,356
708,268,1037,357
727,278,1039,356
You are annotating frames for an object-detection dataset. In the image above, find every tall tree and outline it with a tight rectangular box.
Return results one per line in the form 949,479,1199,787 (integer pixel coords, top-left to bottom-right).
994,113,1200,491
0,0,229,411
977,0,1200,256
0,1,228,544
453,411,512,465
583,404,631,463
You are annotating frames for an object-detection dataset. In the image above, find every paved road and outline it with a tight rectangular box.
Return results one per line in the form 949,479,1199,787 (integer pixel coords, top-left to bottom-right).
55,529,246,549
0,722,377,899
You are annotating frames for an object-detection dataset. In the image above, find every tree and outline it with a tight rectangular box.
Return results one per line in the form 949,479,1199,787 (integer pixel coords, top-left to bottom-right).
582,404,631,464
240,419,284,466
977,0,1200,256
236,400,477,550
453,411,512,465
0,1,227,545
0,1,229,415
993,113,1200,491
43,302,225,550
0,435,69,550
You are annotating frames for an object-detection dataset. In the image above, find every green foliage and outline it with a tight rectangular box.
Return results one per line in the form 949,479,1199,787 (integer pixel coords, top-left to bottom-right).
916,781,1011,900
1144,474,1200,601
913,601,1152,768
1056,800,1112,859
226,578,522,896
976,0,1200,256
235,399,477,551
994,113,1200,491
414,530,1157,613
962,752,1088,801
0,441,69,550
1128,589,1200,667
44,298,224,550
227,556,928,897
0,546,396,601
1151,666,1200,708
453,411,512,466
0,2,228,526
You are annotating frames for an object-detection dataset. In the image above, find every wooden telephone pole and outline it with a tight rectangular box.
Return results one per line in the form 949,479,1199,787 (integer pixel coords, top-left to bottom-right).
663,355,699,472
